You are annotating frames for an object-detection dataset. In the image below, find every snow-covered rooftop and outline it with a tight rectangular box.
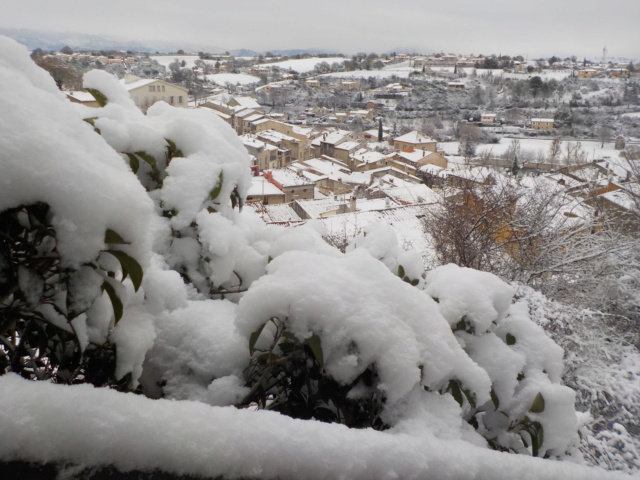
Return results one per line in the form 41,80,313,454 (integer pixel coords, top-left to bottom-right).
383,184,440,205
394,131,437,144
247,202,303,223
246,176,284,197
269,167,316,187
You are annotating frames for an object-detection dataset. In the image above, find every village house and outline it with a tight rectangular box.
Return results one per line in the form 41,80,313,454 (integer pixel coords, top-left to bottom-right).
263,170,315,203
333,141,362,164
577,69,599,78
238,109,267,135
245,175,286,205
372,83,412,99
283,158,354,198
607,68,629,78
199,96,264,130
120,74,188,110
336,80,361,91
242,135,288,171
530,118,555,130
257,129,306,161
365,167,423,196
350,149,387,172
391,131,438,153
386,148,448,176
481,113,497,126
66,91,100,108
311,129,355,158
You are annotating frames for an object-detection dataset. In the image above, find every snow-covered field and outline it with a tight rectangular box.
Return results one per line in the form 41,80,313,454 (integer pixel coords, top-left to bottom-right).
150,54,203,69
205,73,260,86
476,137,622,162
261,57,346,73
321,69,414,79
318,63,576,81
497,71,573,81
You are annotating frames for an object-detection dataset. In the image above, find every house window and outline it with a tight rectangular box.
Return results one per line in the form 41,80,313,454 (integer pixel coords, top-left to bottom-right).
170,96,175,105
134,96,139,105
161,85,165,92
152,96,157,103
178,96,183,104
149,85,155,92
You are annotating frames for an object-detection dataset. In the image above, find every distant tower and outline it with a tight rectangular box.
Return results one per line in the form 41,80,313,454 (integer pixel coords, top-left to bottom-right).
602,46,607,64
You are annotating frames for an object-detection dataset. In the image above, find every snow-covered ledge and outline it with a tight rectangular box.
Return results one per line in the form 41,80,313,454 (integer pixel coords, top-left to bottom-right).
0,375,627,480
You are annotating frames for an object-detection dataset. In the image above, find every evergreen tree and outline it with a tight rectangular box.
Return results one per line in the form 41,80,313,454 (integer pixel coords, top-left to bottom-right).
511,154,520,176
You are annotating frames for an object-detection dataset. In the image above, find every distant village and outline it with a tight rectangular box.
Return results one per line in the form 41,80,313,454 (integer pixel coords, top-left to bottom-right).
40,47,640,259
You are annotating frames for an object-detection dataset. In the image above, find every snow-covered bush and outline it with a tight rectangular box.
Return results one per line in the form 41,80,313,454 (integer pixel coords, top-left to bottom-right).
0,36,625,478
0,40,154,387
424,264,579,458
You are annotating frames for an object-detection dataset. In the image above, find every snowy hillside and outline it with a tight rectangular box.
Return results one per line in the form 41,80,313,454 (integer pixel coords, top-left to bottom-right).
0,35,638,479
260,57,346,73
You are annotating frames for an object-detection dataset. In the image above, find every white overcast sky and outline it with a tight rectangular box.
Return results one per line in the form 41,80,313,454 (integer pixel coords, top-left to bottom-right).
1,0,639,59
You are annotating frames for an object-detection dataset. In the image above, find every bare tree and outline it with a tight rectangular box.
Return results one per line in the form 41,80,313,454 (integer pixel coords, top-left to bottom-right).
562,141,588,165
458,125,481,163
424,173,636,309
33,56,82,90
548,137,562,163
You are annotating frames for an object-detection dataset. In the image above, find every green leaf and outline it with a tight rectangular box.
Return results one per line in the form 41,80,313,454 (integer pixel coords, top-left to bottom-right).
166,138,184,159
453,316,474,334
104,229,129,245
449,380,463,407
135,151,158,169
125,153,140,174
490,388,500,409
506,333,516,345
102,280,123,323
281,331,295,340
249,323,267,355
104,250,144,292
397,265,405,279
209,171,224,200
462,387,477,409
85,88,108,107
307,333,324,368
83,117,101,135
279,340,295,354
410,278,419,286
233,187,243,211
536,422,544,453
530,392,545,413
